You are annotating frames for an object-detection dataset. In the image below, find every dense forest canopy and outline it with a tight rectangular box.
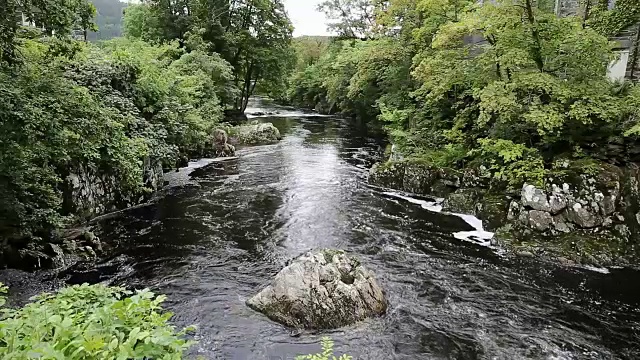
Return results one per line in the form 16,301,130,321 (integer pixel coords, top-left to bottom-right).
284,0,640,188
122,0,294,112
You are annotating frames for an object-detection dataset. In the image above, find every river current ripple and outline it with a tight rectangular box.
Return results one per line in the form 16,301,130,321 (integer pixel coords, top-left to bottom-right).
3,98,640,359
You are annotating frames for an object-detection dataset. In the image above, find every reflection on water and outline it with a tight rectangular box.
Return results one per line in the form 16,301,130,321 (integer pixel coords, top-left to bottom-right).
3,98,640,359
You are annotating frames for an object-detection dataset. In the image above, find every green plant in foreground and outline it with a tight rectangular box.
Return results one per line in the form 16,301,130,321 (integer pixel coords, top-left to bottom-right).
296,337,353,360
0,283,195,359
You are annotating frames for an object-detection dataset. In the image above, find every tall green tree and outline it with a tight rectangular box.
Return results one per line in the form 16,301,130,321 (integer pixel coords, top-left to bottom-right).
318,0,385,38
124,0,293,112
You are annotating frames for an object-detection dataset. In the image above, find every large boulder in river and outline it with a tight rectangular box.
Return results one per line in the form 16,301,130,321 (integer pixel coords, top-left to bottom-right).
247,249,387,329
230,122,282,145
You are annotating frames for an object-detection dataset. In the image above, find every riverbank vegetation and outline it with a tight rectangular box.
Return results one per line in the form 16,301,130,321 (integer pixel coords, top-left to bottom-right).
0,0,293,260
0,284,195,358
286,0,640,189
0,283,347,359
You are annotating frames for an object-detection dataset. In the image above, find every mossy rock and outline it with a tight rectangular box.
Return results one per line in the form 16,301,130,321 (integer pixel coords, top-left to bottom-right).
369,159,461,196
477,195,510,231
442,188,483,215
495,226,636,267
229,123,282,145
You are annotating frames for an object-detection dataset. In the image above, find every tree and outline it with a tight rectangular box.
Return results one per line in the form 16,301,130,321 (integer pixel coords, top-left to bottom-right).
0,0,98,64
318,0,385,38
77,1,98,41
123,0,293,112
225,0,293,111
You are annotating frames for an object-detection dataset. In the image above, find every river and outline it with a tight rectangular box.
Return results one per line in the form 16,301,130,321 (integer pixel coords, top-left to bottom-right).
3,98,640,359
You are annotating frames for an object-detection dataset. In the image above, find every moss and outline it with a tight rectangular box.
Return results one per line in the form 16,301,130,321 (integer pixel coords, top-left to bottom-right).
495,227,636,267
477,194,510,231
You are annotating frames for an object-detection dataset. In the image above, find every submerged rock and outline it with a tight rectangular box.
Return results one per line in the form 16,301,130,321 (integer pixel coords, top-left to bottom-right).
230,122,282,145
247,249,387,329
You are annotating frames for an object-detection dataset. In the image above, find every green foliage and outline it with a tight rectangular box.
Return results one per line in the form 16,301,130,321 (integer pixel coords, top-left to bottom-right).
0,283,195,359
289,0,640,191
123,0,294,112
1,0,98,64
473,139,546,188
0,34,234,242
296,337,353,360
286,38,414,119
588,0,640,36
0,40,146,238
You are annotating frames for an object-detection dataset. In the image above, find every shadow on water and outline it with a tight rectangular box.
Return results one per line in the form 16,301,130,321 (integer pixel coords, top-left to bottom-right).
3,97,640,359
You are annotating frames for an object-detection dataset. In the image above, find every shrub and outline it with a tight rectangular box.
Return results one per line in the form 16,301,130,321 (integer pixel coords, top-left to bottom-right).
296,337,352,360
0,283,195,359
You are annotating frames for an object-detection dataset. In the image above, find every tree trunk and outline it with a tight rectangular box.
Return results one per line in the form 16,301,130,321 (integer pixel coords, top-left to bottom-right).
524,0,545,72
582,0,592,28
630,23,640,79
241,60,254,113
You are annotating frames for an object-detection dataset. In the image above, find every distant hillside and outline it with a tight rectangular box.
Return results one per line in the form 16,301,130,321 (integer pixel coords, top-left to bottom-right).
89,0,127,41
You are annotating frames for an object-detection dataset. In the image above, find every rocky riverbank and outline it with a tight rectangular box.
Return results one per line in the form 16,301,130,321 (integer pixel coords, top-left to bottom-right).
0,123,283,271
1,156,164,271
369,159,640,267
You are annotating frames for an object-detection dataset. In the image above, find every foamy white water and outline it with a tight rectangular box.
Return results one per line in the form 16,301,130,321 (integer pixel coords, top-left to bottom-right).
382,191,495,246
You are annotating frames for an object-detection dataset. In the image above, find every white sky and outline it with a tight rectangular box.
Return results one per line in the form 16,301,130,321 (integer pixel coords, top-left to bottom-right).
284,0,331,37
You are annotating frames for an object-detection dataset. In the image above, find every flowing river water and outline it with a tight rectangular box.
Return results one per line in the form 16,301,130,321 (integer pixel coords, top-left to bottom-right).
3,98,640,359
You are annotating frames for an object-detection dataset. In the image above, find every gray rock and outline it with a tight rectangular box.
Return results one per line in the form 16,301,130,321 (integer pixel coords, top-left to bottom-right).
369,162,406,190
213,129,236,157
507,201,522,221
83,246,97,259
443,188,481,215
402,163,437,195
528,210,554,232
553,214,572,233
566,202,600,228
46,243,65,269
63,158,163,220
602,196,616,216
230,123,282,145
548,185,568,214
247,249,387,329
522,184,551,212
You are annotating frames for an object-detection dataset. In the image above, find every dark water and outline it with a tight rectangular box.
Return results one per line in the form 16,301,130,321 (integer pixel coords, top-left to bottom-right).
4,98,640,359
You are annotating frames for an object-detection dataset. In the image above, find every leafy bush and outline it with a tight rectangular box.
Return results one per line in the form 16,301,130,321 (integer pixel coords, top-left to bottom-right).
296,337,352,360
473,139,546,188
0,283,195,359
0,41,147,239
0,36,236,243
